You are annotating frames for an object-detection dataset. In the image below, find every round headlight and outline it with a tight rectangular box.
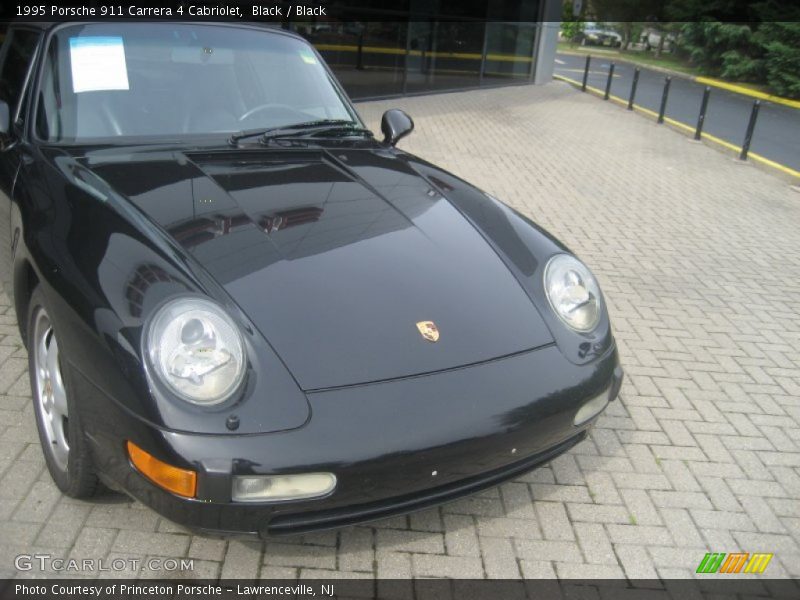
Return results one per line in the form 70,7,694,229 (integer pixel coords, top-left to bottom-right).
544,254,602,332
146,297,246,405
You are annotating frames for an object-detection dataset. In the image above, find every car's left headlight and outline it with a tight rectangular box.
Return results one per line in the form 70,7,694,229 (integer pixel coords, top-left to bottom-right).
544,254,602,332
146,297,246,405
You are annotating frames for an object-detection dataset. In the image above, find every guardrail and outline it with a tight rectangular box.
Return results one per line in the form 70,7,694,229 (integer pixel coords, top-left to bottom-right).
582,56,764,163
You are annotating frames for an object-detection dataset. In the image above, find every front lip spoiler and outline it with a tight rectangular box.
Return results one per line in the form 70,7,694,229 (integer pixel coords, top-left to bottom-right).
264,430,588,537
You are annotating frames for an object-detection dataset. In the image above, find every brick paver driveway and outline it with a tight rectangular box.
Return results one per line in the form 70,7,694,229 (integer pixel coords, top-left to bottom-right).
1,82,799,580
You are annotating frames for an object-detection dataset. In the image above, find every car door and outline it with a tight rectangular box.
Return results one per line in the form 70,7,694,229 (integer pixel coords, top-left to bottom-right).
0,26,42,296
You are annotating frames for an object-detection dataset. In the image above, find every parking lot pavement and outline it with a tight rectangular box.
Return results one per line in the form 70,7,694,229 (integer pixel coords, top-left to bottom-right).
2,81,800,581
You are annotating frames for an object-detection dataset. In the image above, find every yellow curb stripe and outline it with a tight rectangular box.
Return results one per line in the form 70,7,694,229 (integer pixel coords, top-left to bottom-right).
553,74,800,180
744,151,800,178
695,77,800,110
315,44,532,63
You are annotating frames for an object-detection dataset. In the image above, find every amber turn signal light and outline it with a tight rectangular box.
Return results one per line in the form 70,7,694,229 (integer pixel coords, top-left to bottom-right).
126,441,197,498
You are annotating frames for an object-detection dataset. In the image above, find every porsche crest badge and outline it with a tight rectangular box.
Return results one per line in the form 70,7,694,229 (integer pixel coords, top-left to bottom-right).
416,321,440,342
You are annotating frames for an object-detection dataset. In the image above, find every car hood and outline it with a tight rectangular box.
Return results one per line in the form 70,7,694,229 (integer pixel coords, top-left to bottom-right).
82,146,553,390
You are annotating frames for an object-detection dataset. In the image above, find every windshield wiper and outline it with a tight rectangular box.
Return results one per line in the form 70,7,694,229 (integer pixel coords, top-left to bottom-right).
294,125,374,140
228,120,371,146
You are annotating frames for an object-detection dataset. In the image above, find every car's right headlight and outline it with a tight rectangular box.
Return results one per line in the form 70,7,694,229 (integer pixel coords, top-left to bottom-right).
145,297,246,406
544,254,602,332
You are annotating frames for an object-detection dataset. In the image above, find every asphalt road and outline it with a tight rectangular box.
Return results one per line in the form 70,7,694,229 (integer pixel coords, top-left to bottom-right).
554,52,800,173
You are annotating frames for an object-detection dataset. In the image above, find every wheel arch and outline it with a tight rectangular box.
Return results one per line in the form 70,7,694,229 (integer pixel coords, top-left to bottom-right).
14,258,40,346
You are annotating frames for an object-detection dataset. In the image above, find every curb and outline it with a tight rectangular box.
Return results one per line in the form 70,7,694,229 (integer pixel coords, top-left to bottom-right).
557,49,800,110
694,77,800,110
553,73,800,182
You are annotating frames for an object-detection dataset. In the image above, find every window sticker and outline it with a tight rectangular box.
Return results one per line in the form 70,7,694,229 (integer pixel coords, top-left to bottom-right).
69,36,130,93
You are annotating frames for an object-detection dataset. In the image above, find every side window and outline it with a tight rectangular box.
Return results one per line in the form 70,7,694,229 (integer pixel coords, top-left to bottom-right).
0,29,41,112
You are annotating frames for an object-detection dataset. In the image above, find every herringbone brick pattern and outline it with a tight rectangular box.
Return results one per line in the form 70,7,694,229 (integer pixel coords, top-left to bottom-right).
1,82,798,580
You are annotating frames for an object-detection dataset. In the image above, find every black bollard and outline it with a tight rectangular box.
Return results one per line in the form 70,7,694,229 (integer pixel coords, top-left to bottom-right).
694,86,711,140
604,63,615,100
581,55,591,92
627,68,640,110
740,99,761,160
657,76,671,124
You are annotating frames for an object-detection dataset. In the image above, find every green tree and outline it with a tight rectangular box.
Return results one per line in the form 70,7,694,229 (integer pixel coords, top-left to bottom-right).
670,1,800,96
678,22,763,80
561,1,585,44
757,22,800,98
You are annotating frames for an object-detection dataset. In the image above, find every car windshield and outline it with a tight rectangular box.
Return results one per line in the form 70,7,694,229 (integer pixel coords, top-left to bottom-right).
36,23,357,144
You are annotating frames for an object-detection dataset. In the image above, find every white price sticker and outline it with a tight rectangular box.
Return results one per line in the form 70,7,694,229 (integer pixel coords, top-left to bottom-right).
69,36,130,94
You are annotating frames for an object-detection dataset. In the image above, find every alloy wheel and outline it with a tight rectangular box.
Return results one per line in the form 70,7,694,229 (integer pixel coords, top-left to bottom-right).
32,308,70,471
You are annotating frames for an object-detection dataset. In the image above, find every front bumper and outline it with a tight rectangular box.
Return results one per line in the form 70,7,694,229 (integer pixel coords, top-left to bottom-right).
81,344,623,537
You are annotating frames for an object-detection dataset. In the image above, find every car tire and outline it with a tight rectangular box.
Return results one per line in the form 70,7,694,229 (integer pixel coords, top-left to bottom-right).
27,285,102,498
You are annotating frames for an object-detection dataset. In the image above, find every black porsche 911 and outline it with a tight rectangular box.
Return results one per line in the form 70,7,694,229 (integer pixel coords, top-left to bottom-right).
0,21,622,536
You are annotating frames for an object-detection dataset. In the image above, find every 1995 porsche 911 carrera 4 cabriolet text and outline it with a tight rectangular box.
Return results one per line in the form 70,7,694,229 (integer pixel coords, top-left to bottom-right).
0,21,623,536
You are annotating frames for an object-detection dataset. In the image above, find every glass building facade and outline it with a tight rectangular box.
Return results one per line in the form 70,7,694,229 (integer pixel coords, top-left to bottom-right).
288,0,551,100
0,0,558,101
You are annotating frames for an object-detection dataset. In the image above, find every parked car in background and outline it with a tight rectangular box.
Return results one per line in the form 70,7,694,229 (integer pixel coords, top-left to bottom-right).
641,28,677,52
578,23,622,48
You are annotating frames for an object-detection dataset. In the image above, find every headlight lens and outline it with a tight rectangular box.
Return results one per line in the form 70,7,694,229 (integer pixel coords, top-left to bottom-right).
146,297,245,405
544,254,602,332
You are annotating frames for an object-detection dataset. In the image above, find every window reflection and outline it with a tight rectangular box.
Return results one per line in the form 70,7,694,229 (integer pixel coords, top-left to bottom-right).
294,21,408,98
484,23,536,81
284,0,541,99
405,21,484,93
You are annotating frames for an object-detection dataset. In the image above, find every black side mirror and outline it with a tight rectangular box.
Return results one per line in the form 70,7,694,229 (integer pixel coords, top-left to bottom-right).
0,101,9,135
381,109,414,146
